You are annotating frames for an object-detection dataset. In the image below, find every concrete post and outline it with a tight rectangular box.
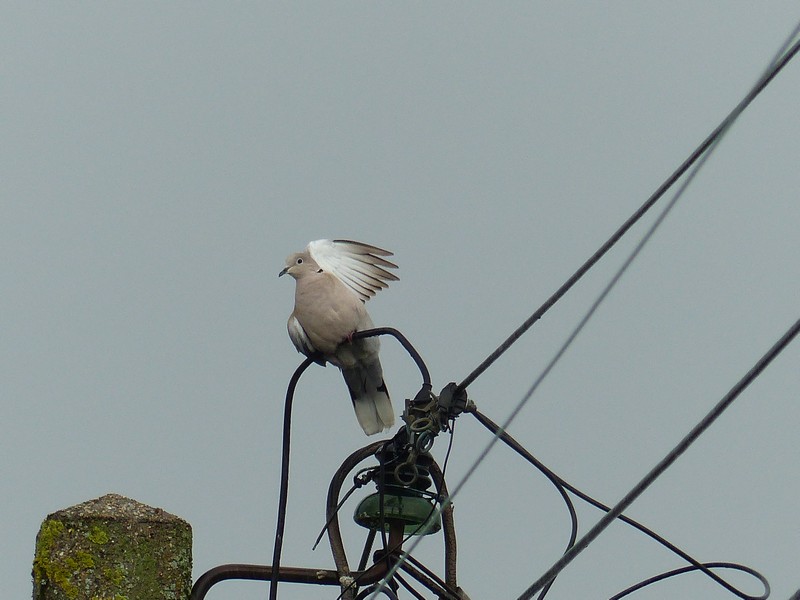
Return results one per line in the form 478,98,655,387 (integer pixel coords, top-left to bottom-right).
32,493,192,600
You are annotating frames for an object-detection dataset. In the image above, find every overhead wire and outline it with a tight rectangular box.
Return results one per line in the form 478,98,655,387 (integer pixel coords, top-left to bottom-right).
455,24,800,396
517,316,800,599
470,409,769,600
608,563,770,600
312,481,362,552
370,22,800,599
515,21,800,598
469,409,579,599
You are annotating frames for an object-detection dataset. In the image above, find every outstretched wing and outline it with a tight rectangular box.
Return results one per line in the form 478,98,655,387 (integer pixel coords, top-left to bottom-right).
308,239,399,302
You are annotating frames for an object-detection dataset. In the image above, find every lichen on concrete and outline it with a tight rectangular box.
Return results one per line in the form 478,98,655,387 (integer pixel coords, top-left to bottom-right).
32,493,192,600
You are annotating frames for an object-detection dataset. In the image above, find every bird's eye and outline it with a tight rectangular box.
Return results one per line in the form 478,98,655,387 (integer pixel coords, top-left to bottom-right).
296,258,303,265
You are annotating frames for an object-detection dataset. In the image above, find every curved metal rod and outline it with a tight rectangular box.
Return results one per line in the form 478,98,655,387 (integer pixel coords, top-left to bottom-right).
273,327,430,599
351,327,432,394
326,439,461,599
429,460,458,592
326,441,387,583
190,561,398,600
193,563,340,595
268,356,315,600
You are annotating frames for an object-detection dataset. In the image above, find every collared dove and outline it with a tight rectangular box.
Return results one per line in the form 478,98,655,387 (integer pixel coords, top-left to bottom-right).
279,239,399,435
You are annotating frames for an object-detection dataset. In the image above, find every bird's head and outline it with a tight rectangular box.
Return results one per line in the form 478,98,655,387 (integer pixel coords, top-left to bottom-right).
279,251,321,279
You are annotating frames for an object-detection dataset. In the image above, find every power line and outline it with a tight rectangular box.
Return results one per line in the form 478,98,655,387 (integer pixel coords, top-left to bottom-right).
470,409,769,600
515,23,800,599
517,316,800,599
608,563,769,600
413,38,750,594
455,26,800,396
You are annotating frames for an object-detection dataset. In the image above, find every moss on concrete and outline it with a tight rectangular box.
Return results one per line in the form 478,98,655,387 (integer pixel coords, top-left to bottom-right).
87,526,109,546
33,494,192,600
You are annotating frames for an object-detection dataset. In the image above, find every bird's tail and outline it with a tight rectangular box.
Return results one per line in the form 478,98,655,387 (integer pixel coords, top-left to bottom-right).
341,359,395,436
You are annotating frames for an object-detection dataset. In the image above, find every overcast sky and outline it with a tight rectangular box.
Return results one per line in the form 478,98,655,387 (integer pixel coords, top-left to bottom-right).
3,4,800,600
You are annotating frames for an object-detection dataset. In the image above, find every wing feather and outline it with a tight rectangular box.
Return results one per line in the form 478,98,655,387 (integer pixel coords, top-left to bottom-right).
332,239,395,257
350,253,400,271
308,239,399,301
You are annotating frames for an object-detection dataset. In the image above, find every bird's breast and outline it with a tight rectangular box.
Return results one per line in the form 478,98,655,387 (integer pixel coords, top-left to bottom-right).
294,280,364,355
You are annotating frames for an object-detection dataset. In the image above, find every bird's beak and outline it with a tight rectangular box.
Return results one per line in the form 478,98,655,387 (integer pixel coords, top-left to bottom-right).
278,266,289,278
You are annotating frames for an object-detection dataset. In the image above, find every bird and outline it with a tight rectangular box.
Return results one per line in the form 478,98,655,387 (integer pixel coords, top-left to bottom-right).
279,239,399,435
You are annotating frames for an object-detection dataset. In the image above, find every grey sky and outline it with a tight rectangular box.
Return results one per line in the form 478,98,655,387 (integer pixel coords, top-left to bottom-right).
3,4,800,599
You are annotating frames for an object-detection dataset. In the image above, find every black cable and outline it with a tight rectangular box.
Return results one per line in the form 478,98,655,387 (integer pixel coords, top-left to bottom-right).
469,410,578,600
357,529,378,572
269,356,315,600
517,316,800,599
470,409,769,600
455,29,800,396
515,24,800,596
402,551,454,596
312,482,360,551
608,563,770,600
356,585,400,600
394,572,429,600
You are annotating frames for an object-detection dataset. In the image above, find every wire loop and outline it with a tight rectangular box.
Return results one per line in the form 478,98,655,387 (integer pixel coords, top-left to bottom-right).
394,461,419,487
409,417,433,433
415,431,435,454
